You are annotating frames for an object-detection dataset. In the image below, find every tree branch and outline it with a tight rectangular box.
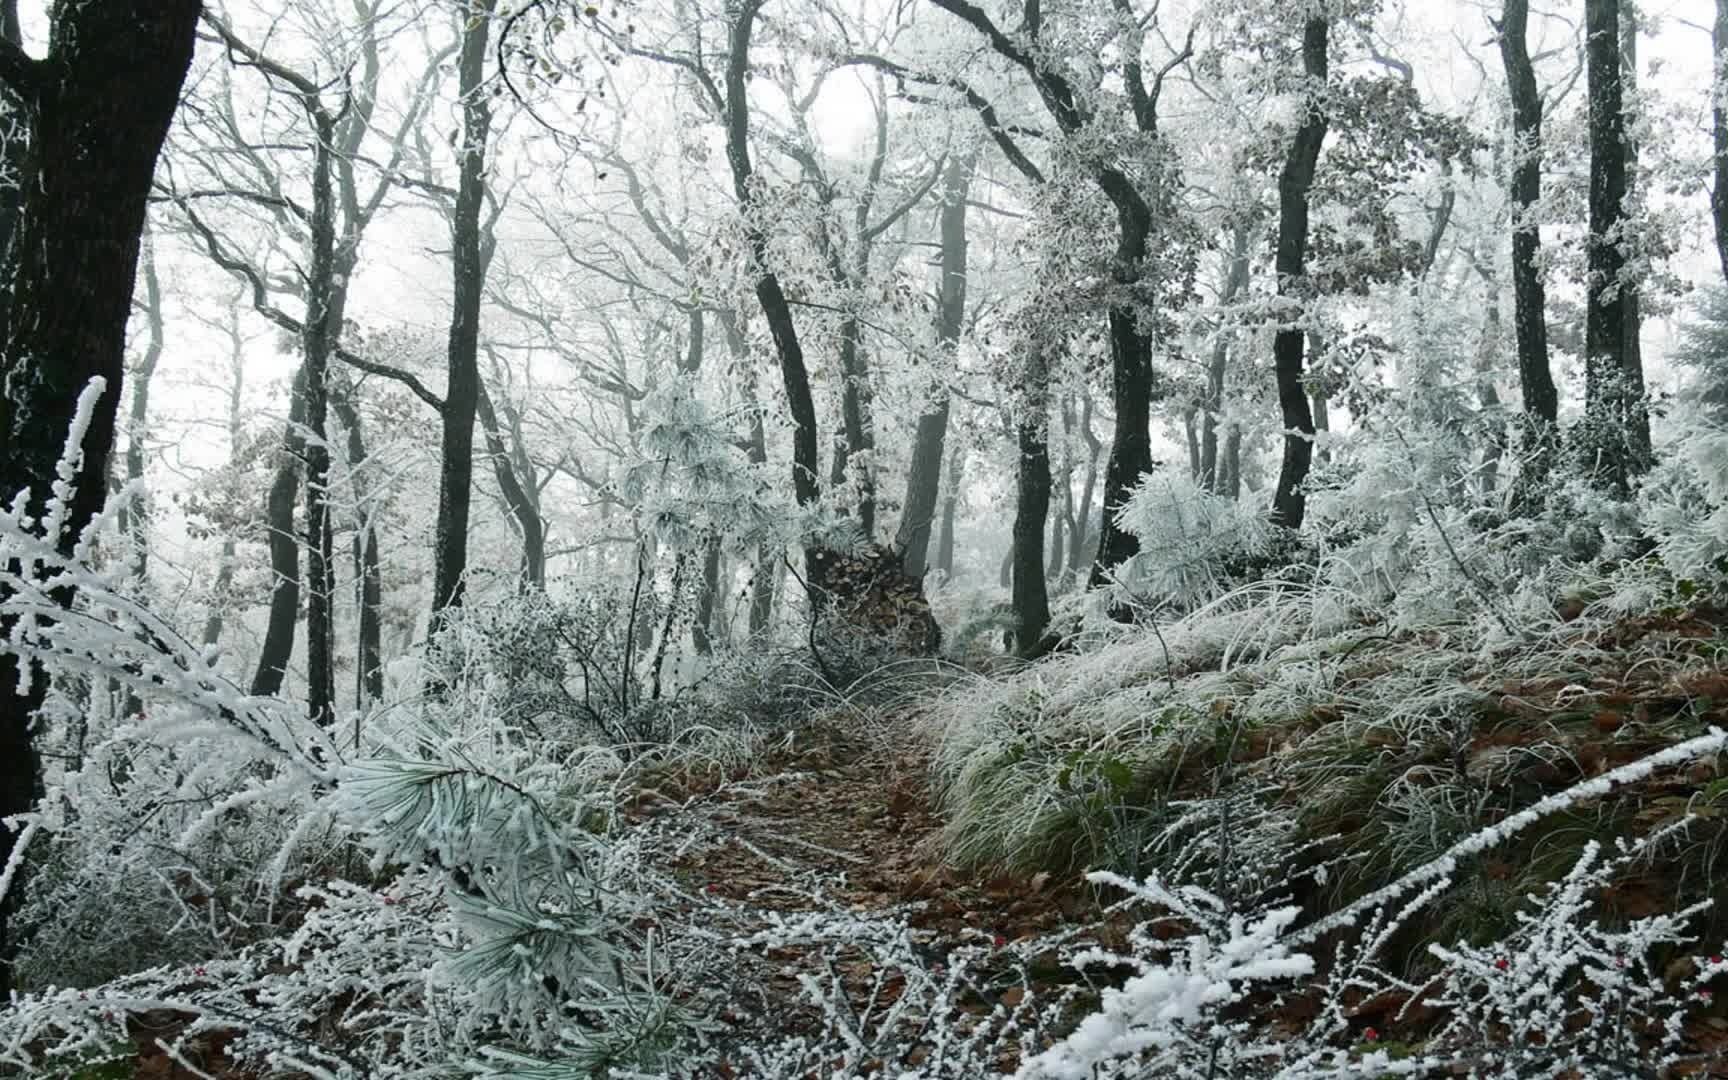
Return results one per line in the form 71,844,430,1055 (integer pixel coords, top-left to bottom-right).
840,53,1046,184
172,194,448,414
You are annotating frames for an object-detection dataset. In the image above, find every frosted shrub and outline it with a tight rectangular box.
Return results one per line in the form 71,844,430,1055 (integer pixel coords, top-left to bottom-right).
1408,835,1710,1077
0,397,674,1076
1641,418,1728,584
1018,874,1315,1080
1115,472,1282,610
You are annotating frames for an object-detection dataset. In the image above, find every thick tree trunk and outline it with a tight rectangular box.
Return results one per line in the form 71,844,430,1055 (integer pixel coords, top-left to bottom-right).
1498,0,1560,503
251,373,305,699
693,538,722,655
1087,279,1155,586
1581,0,1646,495
0,0,198,1001
1270,18,1331,529
0,2,23,337
1619,2,1649,471
1012,389,1053,658
1222,425,1243,500
897,156,971,578
431,0,495,619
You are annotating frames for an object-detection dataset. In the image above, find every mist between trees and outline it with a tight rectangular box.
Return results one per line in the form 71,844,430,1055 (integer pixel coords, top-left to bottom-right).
0,0,1726,1076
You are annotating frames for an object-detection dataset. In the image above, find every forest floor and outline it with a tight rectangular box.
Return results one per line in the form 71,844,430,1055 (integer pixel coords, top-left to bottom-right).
119,613,1728,1078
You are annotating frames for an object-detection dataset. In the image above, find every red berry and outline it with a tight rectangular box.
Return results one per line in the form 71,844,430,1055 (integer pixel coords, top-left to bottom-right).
194,966,206,977
992,935,1007,948
1363,1026,1379,1042
1494,957,1509,971
1712,956,1724,966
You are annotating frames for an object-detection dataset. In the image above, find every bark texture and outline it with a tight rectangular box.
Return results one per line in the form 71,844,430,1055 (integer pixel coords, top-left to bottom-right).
1497,0,1559,502
431,0,496,619
1270,17,1330,529
1581,0,1648,495
1011,356,1053,658
0,0,199,1000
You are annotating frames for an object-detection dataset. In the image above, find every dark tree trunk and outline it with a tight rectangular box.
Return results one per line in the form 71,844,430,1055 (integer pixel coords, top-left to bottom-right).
1270,17,1330,529
301,109,338,727
1715,0,1728,288
1012,391,1053,659
0,1,24,337
1222,425,1243,500
726,1,819,518
1619,1,1649,471
431,0,495,619
1498,0,1560,503
1581,0,1647,495
252,373,306,699
924,0,1166,591
897,156,971,579
0,0,199,1001
693,538,721,655
476,378,545,589
1046,487,1067,584
1087,255,1156,587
